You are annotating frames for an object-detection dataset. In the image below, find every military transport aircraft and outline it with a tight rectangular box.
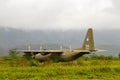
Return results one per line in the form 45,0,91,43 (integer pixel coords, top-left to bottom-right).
11,28,99,62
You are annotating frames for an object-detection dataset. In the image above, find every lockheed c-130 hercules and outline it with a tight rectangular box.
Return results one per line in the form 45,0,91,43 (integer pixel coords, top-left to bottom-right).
11,28,101,62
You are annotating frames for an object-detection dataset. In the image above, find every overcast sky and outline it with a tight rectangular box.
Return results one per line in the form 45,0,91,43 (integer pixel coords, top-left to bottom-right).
0,0,120,30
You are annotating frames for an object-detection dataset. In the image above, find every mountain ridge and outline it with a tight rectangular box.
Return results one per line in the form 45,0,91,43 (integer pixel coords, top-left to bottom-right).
0,27,120,56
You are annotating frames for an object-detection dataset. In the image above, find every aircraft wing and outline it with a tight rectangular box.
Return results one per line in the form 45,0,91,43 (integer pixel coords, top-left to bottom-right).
11,50,63,53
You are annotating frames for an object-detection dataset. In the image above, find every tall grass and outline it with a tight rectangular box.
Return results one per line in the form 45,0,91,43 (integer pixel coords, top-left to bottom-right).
0,55,120,80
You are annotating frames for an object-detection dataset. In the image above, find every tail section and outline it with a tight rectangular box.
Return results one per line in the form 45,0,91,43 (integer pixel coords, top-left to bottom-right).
81,28,95,51
75,28,95,51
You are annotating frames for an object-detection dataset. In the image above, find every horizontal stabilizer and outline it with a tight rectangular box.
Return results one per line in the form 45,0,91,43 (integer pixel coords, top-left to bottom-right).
95,49,108,52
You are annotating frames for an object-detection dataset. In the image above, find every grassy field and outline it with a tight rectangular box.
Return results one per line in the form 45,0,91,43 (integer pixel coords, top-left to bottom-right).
0,55,120,80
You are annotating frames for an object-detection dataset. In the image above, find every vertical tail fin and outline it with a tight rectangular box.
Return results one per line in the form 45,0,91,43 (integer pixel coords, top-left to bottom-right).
81,28,95,51
75,28,95,51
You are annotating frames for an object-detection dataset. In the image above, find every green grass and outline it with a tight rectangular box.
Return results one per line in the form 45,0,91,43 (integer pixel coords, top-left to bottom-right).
0,56,120,80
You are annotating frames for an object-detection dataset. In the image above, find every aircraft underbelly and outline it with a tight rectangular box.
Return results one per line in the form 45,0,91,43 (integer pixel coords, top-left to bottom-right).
34,52,62,62
34,51,89,62
59,52,89,61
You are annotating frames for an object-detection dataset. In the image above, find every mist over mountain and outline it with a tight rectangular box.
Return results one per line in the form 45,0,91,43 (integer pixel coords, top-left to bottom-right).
0,27,120,56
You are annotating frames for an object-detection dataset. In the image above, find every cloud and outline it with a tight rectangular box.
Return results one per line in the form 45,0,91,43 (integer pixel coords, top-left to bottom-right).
0,0,119,30
112,0,120,9
109,0,120,14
